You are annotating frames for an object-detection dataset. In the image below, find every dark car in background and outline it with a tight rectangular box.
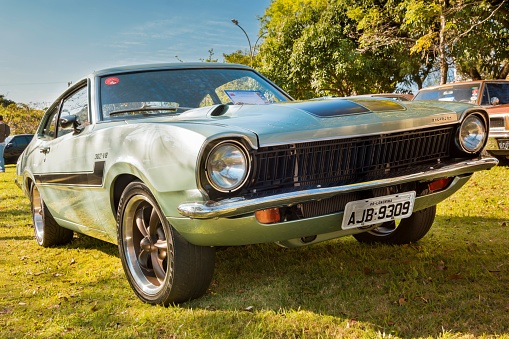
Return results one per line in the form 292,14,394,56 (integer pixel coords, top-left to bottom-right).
4,134,34,164
413,80,509,162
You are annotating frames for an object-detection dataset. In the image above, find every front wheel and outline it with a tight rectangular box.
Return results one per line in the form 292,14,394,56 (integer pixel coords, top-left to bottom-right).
353,206,436,245
30,184,73,247
117,182,215,305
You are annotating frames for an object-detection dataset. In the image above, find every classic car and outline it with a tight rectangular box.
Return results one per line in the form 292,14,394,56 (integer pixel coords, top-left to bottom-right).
16,63,498,305
413,80,509,163
4,134,34,164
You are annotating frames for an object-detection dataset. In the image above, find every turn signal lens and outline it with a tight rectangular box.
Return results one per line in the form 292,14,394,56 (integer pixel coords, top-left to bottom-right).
428,178,452,192
255,208,281,224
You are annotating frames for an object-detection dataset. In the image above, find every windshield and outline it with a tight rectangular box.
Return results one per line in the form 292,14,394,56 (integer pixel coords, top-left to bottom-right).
414,83,481,104
100,68,290,119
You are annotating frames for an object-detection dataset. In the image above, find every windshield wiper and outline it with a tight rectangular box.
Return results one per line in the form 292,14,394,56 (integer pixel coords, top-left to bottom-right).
109,106,194,116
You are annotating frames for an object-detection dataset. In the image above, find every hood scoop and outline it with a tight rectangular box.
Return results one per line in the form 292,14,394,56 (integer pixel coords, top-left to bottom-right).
286,99,405,117
209,104,228,117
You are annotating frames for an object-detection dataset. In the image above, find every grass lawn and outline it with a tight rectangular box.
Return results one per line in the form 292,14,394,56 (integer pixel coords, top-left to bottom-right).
1,163,508,338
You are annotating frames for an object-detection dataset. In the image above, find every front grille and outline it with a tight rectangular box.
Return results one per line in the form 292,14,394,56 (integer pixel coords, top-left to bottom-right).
490,117,505,128
248,126,454,194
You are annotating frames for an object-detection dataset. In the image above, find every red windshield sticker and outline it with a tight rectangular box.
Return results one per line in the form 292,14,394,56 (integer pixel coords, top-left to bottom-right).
105,77,119,86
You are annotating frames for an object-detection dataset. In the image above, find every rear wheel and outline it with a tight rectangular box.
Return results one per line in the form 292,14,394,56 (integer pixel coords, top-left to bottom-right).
117,182,215,305
353,206,436,245
30,184,73,247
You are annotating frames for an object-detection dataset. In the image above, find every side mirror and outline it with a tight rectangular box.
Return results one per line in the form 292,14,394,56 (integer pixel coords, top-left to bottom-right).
491,97,500,106
60,115,83,134
5,142,13,149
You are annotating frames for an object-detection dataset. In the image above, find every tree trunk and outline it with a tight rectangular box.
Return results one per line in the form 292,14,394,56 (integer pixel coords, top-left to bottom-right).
470,67,482,80
499,61,509,79
439,7,448,84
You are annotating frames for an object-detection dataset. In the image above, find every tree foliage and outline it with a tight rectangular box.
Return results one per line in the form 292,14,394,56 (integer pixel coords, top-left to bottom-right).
0,102,44,135
0,94,15,108
351,0,509,85
256,0,409,99
250,0,509,98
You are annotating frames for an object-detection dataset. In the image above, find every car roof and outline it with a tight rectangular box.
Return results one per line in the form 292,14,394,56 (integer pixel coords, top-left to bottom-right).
418,79,509,91
90,62,252,78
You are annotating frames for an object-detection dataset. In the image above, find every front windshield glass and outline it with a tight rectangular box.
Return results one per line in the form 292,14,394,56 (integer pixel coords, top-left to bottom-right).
414,83,481,104
100,68,290,120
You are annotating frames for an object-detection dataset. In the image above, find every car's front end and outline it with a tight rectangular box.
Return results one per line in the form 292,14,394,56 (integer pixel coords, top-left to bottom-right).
169,98,497,248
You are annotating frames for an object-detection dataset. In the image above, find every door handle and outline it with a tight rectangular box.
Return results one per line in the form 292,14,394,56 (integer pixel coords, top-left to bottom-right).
39,146,50,154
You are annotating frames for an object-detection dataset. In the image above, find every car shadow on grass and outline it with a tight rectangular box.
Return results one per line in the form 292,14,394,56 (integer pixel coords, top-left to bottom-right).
185,214,509,337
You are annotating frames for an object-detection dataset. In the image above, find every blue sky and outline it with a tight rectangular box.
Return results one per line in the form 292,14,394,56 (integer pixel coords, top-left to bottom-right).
0,0,271,105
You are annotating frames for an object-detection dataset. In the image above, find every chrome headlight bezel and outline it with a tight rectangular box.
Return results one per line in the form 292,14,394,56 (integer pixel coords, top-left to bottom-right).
455,112,488,155
205,140,251,193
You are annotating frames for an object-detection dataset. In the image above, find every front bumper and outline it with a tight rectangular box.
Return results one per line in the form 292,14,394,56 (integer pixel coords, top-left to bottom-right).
178,157,498,219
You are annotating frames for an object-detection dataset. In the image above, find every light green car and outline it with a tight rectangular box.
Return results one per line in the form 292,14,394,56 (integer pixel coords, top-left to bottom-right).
16,63,498,305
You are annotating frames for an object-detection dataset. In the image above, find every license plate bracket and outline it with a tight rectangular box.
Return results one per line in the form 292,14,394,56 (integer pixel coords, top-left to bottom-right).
341,192,416,230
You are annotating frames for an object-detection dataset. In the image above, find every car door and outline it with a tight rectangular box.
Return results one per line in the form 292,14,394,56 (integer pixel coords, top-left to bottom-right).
30,83,106,236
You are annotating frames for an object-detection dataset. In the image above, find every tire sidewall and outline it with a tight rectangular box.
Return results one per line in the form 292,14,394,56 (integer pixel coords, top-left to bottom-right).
116,182,175,304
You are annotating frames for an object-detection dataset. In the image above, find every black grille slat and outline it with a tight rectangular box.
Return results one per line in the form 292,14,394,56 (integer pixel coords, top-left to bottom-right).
250,126,454,194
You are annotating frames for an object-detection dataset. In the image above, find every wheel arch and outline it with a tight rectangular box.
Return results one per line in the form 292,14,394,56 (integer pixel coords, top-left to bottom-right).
112,174,140,215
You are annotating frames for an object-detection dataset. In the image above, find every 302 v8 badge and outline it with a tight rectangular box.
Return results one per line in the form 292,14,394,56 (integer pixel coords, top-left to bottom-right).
341,191,416,230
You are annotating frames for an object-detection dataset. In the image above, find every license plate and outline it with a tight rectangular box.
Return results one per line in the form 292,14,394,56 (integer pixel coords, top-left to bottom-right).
498,139,509,150
341,192,416,230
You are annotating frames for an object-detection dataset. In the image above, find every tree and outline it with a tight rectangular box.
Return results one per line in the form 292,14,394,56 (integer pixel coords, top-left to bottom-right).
0,94,15,107
0,103,44,134
223,50,251,66
256,0,412,99
349,0,509,86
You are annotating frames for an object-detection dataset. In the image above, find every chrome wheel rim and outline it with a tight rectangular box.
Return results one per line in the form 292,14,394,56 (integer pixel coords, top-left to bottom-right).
31,186,44,241
122,194,171,295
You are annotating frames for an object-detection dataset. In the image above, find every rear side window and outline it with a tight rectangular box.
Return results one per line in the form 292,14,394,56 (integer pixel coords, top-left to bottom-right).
481,83,509,105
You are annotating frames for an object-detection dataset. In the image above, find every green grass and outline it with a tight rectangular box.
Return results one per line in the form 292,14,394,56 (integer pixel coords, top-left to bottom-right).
1,163,509,338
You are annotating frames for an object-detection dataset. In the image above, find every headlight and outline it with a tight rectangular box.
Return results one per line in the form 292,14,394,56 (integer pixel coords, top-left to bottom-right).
206,141,249,192
457,113,487,154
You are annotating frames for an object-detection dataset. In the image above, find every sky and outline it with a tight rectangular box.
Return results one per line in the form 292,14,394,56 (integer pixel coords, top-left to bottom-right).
0,0,271,106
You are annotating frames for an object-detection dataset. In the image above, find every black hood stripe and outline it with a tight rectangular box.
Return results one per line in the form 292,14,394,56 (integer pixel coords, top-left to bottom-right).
285,99,405,117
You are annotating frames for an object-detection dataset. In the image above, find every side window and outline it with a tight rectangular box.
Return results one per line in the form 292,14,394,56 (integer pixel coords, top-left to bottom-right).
10,137,20,147
18,136,30,147
483,83,509,105
40,105,59,139
58,86,89,137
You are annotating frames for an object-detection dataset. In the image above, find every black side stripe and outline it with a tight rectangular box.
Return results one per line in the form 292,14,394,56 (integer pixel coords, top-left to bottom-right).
34,161,105,187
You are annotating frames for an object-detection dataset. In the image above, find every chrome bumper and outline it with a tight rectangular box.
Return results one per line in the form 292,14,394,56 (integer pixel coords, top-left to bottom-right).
177,157,498,219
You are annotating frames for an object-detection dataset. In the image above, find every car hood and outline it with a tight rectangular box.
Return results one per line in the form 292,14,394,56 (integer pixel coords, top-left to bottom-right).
166,98,470,146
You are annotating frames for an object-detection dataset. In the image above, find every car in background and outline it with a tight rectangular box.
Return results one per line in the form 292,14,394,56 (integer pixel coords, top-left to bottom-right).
4,134,34,164
413,80,509,162
16,63,497,305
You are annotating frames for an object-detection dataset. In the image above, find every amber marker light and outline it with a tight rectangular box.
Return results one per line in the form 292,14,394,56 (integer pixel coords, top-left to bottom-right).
428,178,453,192
255,208,281,224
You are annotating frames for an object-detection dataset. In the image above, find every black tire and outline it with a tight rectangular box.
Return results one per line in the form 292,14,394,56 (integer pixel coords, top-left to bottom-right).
117,182,215,305
353,205,436,245
30,184,74,247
